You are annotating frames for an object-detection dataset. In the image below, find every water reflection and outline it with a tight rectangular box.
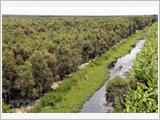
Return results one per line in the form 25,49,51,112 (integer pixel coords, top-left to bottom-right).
80,40,146,113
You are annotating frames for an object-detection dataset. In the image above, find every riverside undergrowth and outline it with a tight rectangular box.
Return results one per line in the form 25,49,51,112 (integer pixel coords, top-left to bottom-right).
30,24,153,113
124,22,158,113
106,22,158,113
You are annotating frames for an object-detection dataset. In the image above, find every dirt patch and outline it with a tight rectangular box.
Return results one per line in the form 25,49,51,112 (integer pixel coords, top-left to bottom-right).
51,81,62,90
78,59,95,69
78,62,90,69
14,104,35,113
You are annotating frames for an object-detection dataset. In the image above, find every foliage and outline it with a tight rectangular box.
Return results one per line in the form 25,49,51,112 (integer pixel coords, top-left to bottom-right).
2,15,157,111
2,99,12,113
106,76,136,109
106,22,158,113
31,24,152,112
124,22,158,113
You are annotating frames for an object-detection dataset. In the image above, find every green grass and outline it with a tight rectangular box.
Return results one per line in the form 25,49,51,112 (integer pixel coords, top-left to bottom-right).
30,25,152,113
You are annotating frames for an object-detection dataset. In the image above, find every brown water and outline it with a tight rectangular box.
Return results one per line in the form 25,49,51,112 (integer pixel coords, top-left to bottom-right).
79,39,146,113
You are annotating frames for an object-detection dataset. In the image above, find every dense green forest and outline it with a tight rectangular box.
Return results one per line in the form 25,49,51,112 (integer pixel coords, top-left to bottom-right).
106,22,158,113
2,15,157,112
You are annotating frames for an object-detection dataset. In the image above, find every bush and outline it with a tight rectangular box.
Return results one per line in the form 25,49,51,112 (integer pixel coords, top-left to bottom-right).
2,99,12,113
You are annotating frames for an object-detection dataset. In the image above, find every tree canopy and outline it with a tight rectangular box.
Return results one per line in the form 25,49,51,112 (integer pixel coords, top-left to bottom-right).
2,15,157,107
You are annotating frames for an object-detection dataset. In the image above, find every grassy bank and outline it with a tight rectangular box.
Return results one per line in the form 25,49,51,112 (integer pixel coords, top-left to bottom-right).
30,24,152,113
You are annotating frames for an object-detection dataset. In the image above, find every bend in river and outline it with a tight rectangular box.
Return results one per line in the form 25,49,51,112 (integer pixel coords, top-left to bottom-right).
79,39,146,113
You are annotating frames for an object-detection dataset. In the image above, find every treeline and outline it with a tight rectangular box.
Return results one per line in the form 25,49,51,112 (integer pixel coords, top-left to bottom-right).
2,15,157,106
106,22,158,112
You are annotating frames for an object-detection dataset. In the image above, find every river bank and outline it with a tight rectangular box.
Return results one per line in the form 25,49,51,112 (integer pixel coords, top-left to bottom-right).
80,39,146,113
30,24,151,113
105,22,158,113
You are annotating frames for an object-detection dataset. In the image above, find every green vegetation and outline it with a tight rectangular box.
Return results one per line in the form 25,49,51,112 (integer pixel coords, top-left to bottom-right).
106,22,158,113
2,15,157,112
31,23,153,113
2,99,13,113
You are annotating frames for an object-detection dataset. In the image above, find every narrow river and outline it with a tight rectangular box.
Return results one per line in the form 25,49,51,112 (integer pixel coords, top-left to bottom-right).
79,39,146,113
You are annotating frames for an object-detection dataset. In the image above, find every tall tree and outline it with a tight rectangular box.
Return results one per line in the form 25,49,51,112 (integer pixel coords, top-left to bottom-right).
14,61,37,99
